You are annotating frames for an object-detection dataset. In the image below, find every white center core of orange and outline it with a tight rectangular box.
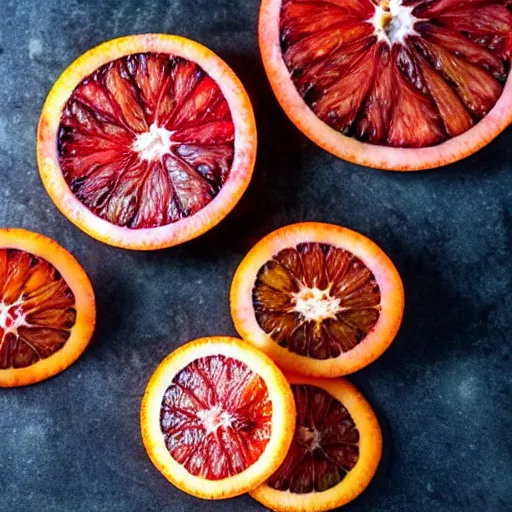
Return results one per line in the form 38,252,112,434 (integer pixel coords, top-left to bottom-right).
372,0,418,45
198,406,233,434
133,123,174,162
298,426,322,451
293,286,341,322
0,298,27,338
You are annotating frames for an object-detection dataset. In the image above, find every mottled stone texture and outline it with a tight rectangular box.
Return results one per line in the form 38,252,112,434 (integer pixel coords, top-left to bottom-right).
0,1,511,511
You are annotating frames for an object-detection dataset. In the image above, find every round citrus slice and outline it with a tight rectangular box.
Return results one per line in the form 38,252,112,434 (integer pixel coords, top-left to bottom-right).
250,375,382,512
140,336,296,499
259,0,512,170
0,228,95,387
37,34,256,249
230,223,404,377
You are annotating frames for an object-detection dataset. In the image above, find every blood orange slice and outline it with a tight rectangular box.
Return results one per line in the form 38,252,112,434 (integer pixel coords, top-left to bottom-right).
250,375,382,512
0,229,95,387
140,336,296,499
259,0,512,170
38,34,256,249
230,223,404,377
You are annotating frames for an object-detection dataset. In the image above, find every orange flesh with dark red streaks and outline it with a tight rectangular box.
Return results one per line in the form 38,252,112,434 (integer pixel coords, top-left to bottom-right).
253,242,381,360
268,384,359,493
58,53,235,228
160,354,273,480
0,249,76,369
280,0,512,148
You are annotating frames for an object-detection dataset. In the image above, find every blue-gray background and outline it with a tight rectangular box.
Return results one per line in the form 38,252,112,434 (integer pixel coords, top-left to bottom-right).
0,1,511,511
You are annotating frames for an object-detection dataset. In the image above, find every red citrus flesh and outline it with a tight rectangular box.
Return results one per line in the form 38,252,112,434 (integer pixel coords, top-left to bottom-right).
0,249,76,369
58,53,235,228
279,0,512,148
160,354,272,480
269,383,359,493
253,242,381,360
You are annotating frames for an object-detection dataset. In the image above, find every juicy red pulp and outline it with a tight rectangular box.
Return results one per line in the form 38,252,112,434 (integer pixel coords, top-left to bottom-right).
0,249,76,369
253,243,381,360
58,54,235,229
280,0,512,148
269,384,359,493
160,355,272,480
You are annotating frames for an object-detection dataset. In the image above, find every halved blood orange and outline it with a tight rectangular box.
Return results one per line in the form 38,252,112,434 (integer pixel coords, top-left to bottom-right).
259,0,512,170
251,375,382,512
37,34,256,249
140,336,296,499
230,223,404,377
0,229,95,387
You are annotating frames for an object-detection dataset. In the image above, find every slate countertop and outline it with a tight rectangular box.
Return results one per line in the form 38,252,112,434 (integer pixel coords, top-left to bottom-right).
1,1,511,511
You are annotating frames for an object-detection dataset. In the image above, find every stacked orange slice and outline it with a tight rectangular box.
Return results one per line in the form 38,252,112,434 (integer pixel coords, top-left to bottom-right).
141,223,402,511
140,337,296,500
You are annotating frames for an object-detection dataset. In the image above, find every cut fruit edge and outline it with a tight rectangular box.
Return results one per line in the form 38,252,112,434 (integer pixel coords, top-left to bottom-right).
250,374,382,512
37,34,257,249
0,228,95,387
140,336,297,499
230,223,404,377
259,0,512,171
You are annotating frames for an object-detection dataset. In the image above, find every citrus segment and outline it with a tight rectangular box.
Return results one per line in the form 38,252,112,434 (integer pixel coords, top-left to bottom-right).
259,0,512,169
140,337,296,499
38,35,256,249
0,229,95,387
231,223,404,377
250,376,382,512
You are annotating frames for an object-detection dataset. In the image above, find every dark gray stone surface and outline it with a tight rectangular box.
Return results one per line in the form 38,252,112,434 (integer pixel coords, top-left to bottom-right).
0,1,511,511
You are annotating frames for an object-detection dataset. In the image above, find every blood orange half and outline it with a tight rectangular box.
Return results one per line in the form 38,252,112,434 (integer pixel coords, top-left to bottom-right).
251,375,382,512
140,336,296,500
259,0,512,170
0,229,95,387
230,223,404,377
38,34,256,249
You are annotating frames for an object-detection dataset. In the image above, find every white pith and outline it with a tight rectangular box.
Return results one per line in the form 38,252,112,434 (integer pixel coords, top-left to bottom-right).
197,405,235,434
0,297,28,340
292,286,342,322
371,0,419,45
132,123,175,162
